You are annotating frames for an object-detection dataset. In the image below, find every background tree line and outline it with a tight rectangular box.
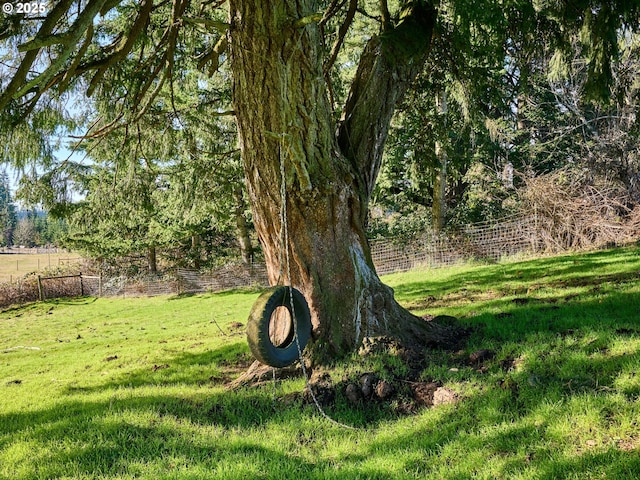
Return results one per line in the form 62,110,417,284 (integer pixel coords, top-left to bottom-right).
372,6,640,239
0,172,67,248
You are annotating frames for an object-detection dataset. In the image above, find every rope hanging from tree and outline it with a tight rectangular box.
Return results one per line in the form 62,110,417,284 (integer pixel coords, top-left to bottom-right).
245,99,312,369
244,54,359,430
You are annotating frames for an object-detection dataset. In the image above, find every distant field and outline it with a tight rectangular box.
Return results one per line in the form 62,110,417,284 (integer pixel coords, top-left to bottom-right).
0,252,82,282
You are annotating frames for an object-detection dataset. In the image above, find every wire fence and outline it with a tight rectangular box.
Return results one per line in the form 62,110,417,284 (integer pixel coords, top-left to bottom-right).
1,213,637,308
371,215,538,274
0,247,68,255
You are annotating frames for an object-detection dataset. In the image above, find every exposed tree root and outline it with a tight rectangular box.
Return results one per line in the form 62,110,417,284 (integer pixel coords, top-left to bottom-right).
393,313,470,352
227,360,304,390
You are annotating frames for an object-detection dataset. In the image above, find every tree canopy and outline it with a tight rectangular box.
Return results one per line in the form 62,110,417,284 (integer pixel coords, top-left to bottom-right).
2,0,637,129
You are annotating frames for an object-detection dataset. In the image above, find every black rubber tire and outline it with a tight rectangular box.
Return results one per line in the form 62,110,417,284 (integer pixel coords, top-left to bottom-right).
246,286,312,368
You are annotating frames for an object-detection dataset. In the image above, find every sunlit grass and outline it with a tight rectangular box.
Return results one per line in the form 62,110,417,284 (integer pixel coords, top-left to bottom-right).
1,246,639,479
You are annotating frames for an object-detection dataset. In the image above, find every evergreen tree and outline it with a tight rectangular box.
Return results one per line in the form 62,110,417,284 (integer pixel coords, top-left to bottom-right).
0,173,17,246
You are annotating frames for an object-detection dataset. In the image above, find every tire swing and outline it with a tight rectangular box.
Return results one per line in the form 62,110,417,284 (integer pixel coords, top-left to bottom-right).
246,285,312,368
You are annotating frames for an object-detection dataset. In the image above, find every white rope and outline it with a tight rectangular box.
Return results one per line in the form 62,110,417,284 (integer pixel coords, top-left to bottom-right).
276,105,357,430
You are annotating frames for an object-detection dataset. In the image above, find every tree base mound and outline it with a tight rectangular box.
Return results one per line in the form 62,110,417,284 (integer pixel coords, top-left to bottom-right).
228,315,472,414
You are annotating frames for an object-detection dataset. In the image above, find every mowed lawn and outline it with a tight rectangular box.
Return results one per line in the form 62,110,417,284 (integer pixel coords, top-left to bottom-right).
0,253,82,282
1,246,639,479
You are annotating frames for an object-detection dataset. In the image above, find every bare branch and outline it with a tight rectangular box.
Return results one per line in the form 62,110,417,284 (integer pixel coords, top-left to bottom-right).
196,35,228,75
355,7,381,23
18,33,72,52
521,168,639,250
181,16,230,31
130,57,167,117
59,23,94,93
380,0,392,31
323,0,358,75
133,67,169,122
101,0,124,16
69,113,125,140
166,0,188,78
319,0,347,28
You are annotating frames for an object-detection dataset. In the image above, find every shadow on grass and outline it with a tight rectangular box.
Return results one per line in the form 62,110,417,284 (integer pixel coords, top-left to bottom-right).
46,297,100,306
0,392,335,479
168,291,198,299
347,289,640,476
359,395,640,478
2,323,639,479
164,288,266,300
63,342,254,393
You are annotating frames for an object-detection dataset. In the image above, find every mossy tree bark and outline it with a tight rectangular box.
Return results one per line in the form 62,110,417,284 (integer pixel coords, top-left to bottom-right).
228,0,452,364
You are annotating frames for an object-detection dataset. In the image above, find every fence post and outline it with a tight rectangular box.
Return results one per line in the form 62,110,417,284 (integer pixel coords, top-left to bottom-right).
98,274,103,297
80,273,84,296
37,275,44,301
533,206,539,253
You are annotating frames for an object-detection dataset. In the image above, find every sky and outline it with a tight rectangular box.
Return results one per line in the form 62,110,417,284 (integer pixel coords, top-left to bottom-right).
4,137,85,209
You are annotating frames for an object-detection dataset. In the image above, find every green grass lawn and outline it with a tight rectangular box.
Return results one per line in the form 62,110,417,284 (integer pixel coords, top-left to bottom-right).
1,247,639,479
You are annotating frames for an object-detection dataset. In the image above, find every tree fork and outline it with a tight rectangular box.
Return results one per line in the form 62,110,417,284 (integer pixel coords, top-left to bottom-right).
228,0,457,365
338,1,438,199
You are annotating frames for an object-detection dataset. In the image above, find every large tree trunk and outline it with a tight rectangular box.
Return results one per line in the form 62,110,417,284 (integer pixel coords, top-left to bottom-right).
147,245,157,275
228,0,449,364
191,234,201,270
233,184,254,264
433,90,448,233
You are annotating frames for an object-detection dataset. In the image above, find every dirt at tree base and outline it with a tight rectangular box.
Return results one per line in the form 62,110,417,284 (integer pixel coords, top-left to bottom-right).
303,336,464,413
228,323,478,416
